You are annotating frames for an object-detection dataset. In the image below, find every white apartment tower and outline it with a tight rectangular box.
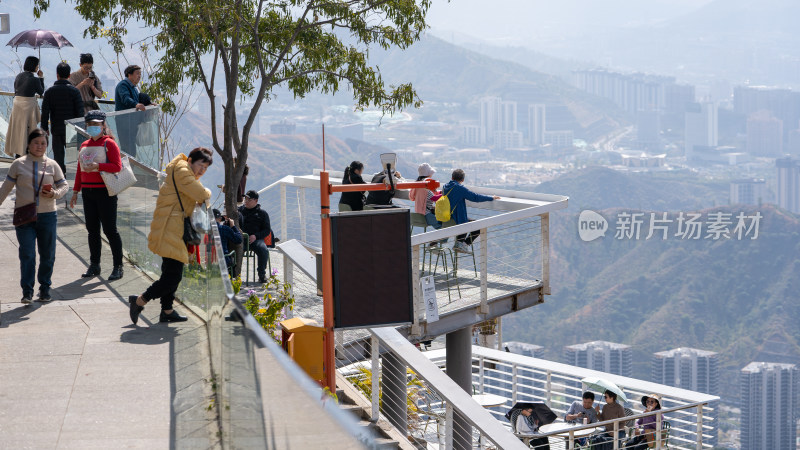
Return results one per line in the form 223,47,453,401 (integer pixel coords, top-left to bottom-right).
564,341,632,376
739,362,798,450
651,348,719,394
528,103,546,146
684,102,718,160
480,97,517,145
776,157,800,214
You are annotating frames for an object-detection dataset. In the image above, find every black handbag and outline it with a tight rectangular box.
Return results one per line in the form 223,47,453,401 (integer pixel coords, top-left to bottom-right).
13,161,47,227
172,170,202,246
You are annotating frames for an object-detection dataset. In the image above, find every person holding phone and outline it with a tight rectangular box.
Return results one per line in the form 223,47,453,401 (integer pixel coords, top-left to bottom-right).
0,129,69,303
68,53,105,114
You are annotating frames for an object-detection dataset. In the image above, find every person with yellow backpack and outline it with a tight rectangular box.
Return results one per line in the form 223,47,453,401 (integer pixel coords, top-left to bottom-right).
438,168,500,253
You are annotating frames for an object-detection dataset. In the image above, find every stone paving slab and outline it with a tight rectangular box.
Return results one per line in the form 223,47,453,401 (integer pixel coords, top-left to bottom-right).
0,171,218,449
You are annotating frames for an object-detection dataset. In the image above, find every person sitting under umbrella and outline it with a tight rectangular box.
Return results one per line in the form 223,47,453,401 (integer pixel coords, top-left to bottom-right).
591,390,627,449
506,402,554,449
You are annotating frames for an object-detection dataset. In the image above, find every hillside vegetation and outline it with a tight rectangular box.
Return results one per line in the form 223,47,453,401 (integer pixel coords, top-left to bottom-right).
503,168,800,398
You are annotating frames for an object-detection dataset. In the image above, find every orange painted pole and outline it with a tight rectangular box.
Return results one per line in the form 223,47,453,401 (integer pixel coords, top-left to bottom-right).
320,170,336,391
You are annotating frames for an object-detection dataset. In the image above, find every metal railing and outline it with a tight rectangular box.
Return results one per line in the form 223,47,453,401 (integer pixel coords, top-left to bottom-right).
339,327,527,449
256,172,568,351
422,345,720,449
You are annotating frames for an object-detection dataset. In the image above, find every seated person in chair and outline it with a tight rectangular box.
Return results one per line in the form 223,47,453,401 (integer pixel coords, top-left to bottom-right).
565,391,599,424
441,168,499,253
213,209,242,270
592,390,626,447
409,163,442,230
625,393,664,449
238,190,272,283
513,407,551,450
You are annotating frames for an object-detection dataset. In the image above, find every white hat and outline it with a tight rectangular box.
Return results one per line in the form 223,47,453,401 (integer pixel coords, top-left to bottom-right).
418,163,436,177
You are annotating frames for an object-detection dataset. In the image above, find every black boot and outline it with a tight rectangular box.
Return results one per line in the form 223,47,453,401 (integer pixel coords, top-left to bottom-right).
160,310,188,323
129,295,145,325
81,264,101,278
108,265,124,281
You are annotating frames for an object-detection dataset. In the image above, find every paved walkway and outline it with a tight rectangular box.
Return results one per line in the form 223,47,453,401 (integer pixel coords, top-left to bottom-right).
0,179,218,448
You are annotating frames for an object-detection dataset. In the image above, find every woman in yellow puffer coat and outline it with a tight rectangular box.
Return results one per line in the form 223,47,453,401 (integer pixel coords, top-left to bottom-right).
128,148,212,324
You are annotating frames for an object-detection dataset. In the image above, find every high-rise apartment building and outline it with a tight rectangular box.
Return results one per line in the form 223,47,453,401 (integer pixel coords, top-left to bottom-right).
652,348,720,446
574,69,694,114
479,96,501,144
564,341,632,376
730,179,766,206
493,130,523,150
776,157,800,214
462,125,482,146
685,102,718,160
651,348,719,394
500,101,517,133
747,111,783,157
734,86,800,143
739,362,798,450
528,104,546,146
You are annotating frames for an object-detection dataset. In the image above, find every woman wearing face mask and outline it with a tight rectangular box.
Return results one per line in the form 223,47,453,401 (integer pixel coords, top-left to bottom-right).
128,147,212,324
69,110,125,281
0,129,69,303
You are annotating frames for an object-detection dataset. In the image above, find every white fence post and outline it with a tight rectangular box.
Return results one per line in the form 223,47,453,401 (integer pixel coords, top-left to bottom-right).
371,335,379,420
445,402,454,450
546,370,552,407
696,404,703,449
512,363,518,404
478,356,485,394
411,244,421,336
541,213,550,295
298,187,307,243
280,183,287,241
479,227,488,314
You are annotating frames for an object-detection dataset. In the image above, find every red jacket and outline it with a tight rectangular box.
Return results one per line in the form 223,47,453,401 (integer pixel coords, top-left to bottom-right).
73,135,122,191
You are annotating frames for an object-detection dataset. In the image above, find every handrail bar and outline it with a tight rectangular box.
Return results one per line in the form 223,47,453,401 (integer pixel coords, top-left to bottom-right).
370,326,528,449
0,89,115,104
468,346,720,403
258,175,568,247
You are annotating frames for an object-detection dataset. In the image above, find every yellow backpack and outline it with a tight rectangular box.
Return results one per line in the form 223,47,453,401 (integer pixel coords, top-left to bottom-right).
434,188,454,222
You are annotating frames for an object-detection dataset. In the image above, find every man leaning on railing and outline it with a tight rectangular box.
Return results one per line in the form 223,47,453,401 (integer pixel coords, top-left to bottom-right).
114,65,147,157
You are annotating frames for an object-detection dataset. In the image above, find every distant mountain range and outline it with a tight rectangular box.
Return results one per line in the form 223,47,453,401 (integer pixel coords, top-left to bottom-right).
502,167,800,399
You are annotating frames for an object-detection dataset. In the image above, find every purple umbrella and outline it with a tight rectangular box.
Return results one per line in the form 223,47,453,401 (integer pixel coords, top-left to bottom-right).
6,29,73,60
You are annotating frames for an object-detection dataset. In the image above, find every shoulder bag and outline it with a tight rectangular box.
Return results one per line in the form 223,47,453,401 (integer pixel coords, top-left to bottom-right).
172,169,202,246
99,141,137,196
13,161,46,227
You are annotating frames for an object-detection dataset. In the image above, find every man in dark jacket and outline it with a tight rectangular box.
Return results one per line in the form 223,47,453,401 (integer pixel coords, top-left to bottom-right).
238,190,272,283
41,62,83,174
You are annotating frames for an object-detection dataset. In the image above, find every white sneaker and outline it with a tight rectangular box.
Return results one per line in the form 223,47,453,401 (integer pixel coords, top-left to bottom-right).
20,294,33,305
453,241,470,253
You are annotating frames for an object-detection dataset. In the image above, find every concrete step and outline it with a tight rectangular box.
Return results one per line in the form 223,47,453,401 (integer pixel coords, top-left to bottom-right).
373,437,401,449
339,404,367,420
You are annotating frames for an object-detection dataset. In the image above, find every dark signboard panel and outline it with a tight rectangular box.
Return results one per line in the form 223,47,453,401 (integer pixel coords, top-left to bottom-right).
330,209,413,329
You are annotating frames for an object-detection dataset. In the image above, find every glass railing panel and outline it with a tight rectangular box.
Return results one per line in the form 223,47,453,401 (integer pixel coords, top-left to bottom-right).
65,105,161,168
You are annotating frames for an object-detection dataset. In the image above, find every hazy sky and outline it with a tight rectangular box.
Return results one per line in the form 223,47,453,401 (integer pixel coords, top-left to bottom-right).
425,0,715,47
